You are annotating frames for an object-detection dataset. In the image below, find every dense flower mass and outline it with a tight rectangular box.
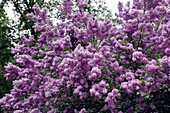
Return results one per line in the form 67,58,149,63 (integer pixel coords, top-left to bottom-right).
0,0,169,112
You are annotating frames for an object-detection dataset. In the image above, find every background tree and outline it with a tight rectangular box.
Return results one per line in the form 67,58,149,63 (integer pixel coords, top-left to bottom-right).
0,6,13,112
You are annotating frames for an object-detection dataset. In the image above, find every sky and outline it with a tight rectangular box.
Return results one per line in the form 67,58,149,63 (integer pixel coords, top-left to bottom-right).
105,0,133,16
2,0,133,20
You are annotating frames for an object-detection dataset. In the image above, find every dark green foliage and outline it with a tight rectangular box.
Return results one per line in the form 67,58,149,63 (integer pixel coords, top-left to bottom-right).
0,6,13,68
0,7,14,112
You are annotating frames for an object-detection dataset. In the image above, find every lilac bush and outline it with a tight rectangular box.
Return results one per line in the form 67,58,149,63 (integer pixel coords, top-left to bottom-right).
0,0,170,112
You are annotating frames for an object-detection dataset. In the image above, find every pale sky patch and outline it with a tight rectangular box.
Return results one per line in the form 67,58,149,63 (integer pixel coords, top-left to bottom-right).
105,0,133,17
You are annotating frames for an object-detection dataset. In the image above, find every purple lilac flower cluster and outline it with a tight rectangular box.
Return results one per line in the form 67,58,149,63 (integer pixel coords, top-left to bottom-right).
0,0,169,112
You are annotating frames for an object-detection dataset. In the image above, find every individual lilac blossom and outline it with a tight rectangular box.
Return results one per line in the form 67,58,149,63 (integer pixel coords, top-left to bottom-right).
158,56,170,69
79,108,87,113
132,51,148,64
4,63,21,80
90,80,109,100
88,67,101,81
104,88,121,111
146,59,160,75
